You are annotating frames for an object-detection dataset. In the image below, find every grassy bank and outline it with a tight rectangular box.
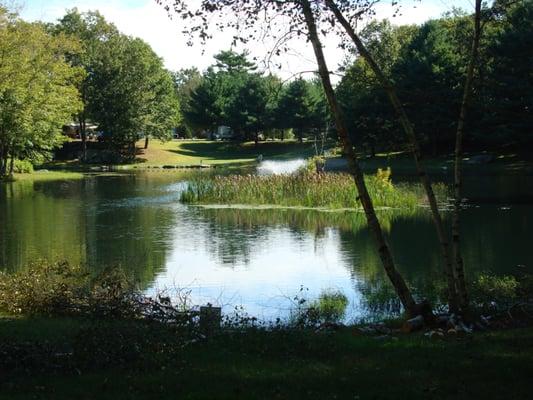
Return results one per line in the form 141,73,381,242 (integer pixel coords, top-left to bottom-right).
181,169,449,209
1,315,532,399
45,139,316,169
3,171,85,182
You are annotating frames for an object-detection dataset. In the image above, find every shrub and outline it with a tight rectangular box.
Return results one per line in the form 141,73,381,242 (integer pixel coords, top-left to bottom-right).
13,159,34,174
309,290,349,324
290,288,349,327
470,274,524,312
0,262,136,317
0,262,90,316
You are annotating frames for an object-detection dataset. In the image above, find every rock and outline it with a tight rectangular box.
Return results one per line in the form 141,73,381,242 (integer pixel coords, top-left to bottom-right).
425,330,443,339
357,326,377,335
447,329,457,335
403,315,424,332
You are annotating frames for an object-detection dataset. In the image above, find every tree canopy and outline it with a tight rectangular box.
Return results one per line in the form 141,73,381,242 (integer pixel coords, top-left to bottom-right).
0,8,82,177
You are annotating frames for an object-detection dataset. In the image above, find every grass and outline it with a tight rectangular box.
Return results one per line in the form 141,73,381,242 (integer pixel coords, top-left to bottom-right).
133,139,316,167
7,171,85,182
0,315,532,399
181,169,449,210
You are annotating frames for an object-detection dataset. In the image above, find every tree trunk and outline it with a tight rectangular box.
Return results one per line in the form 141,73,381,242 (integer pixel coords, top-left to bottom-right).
452,0,482,311
0,143,5,177
325,0,459,313
8,152,15,178
79,114,87,162
301,0,420,318
144,136,150,149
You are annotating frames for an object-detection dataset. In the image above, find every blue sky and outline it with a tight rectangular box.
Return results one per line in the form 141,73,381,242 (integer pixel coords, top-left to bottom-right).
17,0,475,77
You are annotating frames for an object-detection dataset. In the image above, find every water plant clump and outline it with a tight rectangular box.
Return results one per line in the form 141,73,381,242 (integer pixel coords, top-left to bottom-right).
181,168,448,210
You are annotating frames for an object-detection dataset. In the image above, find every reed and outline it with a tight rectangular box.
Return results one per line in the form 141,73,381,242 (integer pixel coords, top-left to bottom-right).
181,169,449,210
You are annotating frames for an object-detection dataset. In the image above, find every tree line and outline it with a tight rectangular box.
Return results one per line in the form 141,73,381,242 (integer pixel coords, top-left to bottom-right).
337,1,532,156
175,50,329,144
0,7,180,177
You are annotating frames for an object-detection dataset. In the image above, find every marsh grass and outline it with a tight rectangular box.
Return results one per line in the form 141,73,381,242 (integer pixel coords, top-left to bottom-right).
181,169,449,209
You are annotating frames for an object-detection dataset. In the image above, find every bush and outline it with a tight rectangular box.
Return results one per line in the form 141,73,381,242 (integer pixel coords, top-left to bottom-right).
290,288,349,327
0,262,90,316
309,290,349,324
471,274,519,309
0,262,136,317
13,159,34,174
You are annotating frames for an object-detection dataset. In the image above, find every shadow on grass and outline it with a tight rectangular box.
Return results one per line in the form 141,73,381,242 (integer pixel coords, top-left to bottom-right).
168,141,316,162
1,316,533,399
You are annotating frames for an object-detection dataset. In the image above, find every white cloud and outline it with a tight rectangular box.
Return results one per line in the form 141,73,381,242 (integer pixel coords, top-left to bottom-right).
19,0,475,79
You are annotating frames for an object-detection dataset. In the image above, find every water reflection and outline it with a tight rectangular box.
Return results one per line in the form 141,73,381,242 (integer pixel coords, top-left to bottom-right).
1,172,532,321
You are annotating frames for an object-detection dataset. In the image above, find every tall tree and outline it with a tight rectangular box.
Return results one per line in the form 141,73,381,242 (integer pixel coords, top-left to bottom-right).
325,0,459,313
0,8,82,178
55,9,118,160
173,68,203,138
276,78,317,143
452,0,483,312
88,35,180,158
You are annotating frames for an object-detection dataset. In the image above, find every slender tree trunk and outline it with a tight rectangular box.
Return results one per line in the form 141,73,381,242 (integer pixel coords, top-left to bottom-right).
0,142,5,177
144,136,150,149
325,0,459,313
8,152,15,177
301,0,421,318
79,114,87,162
453,0,482,311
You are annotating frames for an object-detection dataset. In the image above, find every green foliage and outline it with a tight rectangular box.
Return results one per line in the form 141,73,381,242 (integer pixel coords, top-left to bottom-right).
275,78,322,143
289,288,349,327
0,261,90,316
181,170,447,209
13,159,33,174
88,36,180,156
337,1,533,155
183,50,328,142
0,261,135,317
55,9,181,158
471,274,519,307
0,8,82,177
309,290,349,324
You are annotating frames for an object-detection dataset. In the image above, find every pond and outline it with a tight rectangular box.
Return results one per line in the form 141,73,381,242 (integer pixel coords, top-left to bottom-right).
1,169,532,322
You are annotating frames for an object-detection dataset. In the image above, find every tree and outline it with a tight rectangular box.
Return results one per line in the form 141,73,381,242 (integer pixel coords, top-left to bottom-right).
173,68,203,138
184,71,222,134
337,20,416,156
325,0,459,313
276,78,317,143
183,50,268,142
87,35,180,158
0,8,82,178
55,9,119,160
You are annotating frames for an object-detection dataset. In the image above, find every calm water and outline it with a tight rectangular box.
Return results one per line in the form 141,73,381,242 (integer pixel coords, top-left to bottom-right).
1,170,532,321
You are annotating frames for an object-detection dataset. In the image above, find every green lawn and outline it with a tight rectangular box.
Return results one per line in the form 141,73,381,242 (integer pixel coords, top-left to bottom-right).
1,316,532,399
136,139,316,167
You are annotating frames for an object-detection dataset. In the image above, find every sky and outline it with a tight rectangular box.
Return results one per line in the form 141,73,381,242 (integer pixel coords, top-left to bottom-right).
17,0,475,78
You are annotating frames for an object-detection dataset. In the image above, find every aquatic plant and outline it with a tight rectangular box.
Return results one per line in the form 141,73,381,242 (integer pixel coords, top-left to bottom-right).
181,169,448,210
